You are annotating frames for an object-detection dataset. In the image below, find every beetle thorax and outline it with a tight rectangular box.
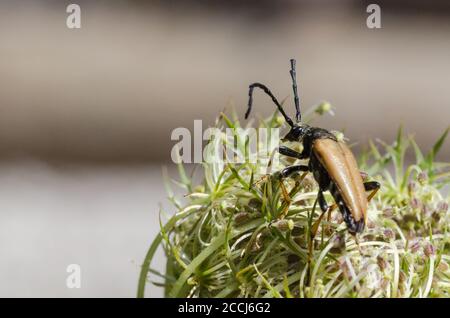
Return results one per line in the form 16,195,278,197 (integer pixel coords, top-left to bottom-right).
282,124,311,142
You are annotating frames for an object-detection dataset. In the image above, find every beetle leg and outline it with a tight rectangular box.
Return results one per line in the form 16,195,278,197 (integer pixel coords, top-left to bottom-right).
279,164,309,189
278,146,304,159
251,174,269,188
279,180,291,205
318,190,328,212
327,204,337,222
310,190,328,238
322,203,338,236
277,165,309,218
311,191,339,238
279,165,309,201
364,181,380,202
296,171,308,185
310,192,326,252
280,165,309,178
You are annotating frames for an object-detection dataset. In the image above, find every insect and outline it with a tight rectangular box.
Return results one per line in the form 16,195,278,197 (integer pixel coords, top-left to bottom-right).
245,59,380,237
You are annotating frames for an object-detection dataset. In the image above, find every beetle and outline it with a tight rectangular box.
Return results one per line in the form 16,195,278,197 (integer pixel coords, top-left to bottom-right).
245,59,380,236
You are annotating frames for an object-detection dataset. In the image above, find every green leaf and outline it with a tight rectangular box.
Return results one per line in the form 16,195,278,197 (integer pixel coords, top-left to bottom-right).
409,137,424,166
168,219,264,297
137,205,202,298
253,264,282,298
425,127,449,169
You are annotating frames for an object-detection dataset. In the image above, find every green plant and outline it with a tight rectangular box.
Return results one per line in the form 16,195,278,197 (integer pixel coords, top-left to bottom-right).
138,105,449,298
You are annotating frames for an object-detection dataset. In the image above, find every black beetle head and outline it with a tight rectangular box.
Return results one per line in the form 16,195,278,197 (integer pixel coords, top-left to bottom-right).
282,124,309,142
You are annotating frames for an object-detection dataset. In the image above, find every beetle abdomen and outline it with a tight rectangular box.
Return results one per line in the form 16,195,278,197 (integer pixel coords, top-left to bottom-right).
313,138,368,231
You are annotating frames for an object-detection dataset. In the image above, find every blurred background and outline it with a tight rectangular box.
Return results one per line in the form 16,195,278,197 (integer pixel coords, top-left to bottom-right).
0,0,449,297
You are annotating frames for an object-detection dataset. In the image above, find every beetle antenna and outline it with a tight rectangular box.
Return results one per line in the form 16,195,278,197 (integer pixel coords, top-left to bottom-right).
246,82,294,127
289,59,301,123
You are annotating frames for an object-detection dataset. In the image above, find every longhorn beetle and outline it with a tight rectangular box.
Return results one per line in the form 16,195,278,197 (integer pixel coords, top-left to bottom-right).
245,59,380,237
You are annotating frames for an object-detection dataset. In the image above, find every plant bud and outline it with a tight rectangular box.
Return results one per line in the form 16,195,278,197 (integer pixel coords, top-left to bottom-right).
408,181,417,194
438,261,449,272
409,240,421,253
377,255,388,271
276,116,284,126
406,229,416,240
399,271,406,283
417,171,428,185
380,277,390,290
334,131,345,142
423,243,436,257
410,197,422,210
234,212,250,225
437,201,448,213
339,260,350,278
383,207,394,218
315,101,332,115
272,219,294,232
383,228,395,241
187,277,197,285
248,198,262,210
291,226,304,236
422,205,432,218
194,185,205,193
367,219,376,229
432,211,440,222
331,232,346,253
